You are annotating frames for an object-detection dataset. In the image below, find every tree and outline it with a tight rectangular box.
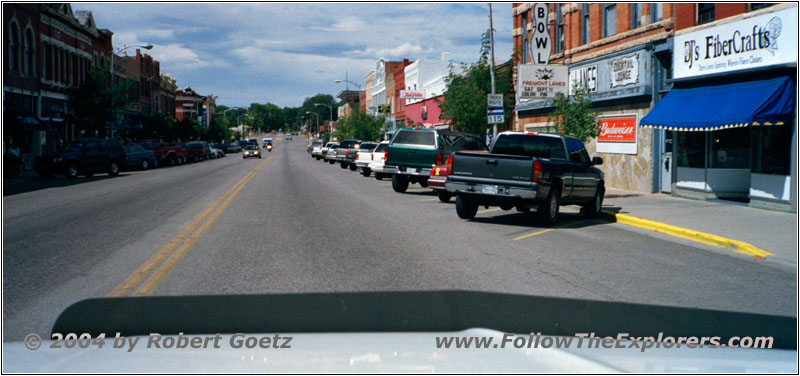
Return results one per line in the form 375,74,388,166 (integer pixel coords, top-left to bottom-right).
438,29,513,135
334,111,386,141
204,116,232,142
67,65,133,138
548,87,599,142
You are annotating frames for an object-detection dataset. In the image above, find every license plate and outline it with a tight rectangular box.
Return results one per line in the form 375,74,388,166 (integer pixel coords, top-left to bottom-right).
481,185,498,195
407,168,417,174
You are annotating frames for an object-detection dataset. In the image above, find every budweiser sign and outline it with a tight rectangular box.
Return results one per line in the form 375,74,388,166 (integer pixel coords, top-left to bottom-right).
598,116,636,143
400,90,425,99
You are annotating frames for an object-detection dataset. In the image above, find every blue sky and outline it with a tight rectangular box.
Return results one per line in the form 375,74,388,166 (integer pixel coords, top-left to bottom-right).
73,2,514,108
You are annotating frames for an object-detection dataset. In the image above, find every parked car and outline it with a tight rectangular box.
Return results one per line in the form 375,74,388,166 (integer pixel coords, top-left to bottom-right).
224,144,242,153
320,142,336,161
242,145,261,159
185,141,213,162
446,132,605,225
384,128,488,193
138,140,186,166
334,140,360,169
34,138,126,179
211,143,231,156
354,143,378,176
209,144,225,158
123,144,158,170
323,142,340,164
368,141,391,180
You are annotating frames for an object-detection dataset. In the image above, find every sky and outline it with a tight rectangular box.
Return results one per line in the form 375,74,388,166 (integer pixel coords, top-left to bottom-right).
73,2,514,108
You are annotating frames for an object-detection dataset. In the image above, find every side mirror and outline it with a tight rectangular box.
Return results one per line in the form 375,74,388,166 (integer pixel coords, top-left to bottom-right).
592,157,603,165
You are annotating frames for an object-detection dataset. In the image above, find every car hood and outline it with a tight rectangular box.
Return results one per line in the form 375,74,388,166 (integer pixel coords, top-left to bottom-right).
3,291,795,372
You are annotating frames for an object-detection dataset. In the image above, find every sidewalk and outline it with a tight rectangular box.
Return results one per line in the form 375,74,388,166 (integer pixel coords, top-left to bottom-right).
601,188,797,268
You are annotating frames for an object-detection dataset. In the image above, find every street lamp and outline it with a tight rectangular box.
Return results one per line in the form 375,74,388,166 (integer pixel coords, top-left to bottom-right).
334,79,361,90
314,103,333,139
305,111,320,138
110,43,153,138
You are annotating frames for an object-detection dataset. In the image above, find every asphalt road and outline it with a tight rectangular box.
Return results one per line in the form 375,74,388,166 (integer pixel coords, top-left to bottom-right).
3,136,796,340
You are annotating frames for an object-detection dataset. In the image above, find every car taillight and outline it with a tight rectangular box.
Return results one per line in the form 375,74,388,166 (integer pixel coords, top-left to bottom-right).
384,149,388,161
346,149,349,156
371,153,374,160
446,154,453,171
435,151,444,166
532,160,543,182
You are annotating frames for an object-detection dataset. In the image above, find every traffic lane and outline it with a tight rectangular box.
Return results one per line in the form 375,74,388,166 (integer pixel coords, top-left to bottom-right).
2,154,256,340
150,140,795,317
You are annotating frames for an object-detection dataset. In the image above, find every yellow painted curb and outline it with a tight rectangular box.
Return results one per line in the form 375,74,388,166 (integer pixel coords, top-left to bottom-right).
601,211,773,259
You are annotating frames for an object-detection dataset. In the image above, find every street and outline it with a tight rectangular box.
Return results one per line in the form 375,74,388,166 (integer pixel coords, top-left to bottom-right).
3,136,796,340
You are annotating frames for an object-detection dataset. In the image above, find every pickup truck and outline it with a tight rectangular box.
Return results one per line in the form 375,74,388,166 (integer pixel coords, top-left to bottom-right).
138,141,187,166
384,128,488,193
335,140,360,170
354,142,379,176
445,132,605,225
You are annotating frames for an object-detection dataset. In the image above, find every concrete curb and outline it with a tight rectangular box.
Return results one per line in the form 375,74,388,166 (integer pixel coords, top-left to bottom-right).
600,211,773,259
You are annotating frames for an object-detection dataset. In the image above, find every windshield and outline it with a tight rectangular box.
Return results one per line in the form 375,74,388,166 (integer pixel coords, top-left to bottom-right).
4,2,796,373
392,130,436,146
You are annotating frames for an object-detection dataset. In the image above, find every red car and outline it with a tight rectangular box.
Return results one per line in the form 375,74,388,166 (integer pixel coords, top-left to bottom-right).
138,141,187,166
430,151,488,202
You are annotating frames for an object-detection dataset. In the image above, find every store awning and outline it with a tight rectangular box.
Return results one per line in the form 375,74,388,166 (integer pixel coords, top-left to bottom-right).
641,76,794,131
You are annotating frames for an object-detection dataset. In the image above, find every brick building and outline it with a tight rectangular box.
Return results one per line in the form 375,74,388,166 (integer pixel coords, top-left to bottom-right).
175,87,203,122
392,59,412,127
157,71,177,118
4,3,113,164
513,2,675,193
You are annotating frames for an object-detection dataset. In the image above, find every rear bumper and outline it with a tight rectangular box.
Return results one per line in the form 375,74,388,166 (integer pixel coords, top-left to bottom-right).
384,165,431,176
429,176,446,190
445,181,544,202
355,161,370,168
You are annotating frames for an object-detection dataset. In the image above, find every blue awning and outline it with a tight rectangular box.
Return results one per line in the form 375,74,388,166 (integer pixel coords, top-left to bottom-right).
641,76,795,131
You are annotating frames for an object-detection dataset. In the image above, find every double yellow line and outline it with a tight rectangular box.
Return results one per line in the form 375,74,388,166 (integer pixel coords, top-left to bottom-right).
108,156,271,297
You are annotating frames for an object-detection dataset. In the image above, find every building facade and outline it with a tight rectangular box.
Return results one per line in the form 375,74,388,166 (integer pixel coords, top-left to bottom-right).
4,3,113,165
175,87,203,122
403,55,458,128
364,70,374,115
643,3,796,211
336,89,360,118
513,2,675,193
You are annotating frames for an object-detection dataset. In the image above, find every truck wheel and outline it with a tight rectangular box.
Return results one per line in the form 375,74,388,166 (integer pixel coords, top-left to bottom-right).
456,195,478,219
419,179,429,188
392,174,409,193
66,163,79,179
583,186,605,218
537,187,560,225
349,163,358,171
500,204,514,211
438,190,452,203
329,160,335,164
375,173,384,181
361,168,371,177
141,159,149,170
340,162,348,169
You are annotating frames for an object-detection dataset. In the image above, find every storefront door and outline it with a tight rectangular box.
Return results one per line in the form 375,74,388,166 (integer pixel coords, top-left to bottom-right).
660,130,673,193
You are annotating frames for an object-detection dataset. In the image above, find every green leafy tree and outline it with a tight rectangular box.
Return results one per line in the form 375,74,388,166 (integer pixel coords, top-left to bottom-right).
334,111,386,141
67,65,134,138
203,116,232,142
548,87,599,142
174,118,200,141
438,29,513,135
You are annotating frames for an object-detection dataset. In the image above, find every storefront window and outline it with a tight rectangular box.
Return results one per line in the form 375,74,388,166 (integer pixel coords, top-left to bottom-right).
676,132,705,168
709,127,750,169
752,122,793,175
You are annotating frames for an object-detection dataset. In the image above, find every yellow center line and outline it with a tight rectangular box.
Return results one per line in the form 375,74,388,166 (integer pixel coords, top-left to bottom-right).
419,198,440,202
477,208,502,214
513,219,590,241
107,156,270,297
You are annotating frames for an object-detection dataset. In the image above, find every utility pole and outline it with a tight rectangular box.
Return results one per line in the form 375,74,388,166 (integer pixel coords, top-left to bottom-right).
488,3,497,139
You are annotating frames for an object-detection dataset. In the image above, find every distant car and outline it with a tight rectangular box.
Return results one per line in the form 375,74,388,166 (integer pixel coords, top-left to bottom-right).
285,134,293,141
354,143,378,176
209,144,225,158
262,138,273,147
185,141,213,162
138,140,186,166
123,144,158,170
309,141,323,158
224,144,242,153
242,145,261,159
212,143,231,156
335,140,360,169
34,138,126,179
367,141,391,180
323,142,340,164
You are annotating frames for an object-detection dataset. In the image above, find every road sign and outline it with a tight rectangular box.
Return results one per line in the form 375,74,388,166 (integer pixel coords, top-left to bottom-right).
487,94,503,108
488,114,505,124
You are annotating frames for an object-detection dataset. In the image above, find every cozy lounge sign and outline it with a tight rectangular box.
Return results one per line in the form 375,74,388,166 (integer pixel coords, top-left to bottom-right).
674,6,797,79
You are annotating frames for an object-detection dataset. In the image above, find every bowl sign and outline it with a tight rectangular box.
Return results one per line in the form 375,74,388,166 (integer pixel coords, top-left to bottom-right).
529,3,551,65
